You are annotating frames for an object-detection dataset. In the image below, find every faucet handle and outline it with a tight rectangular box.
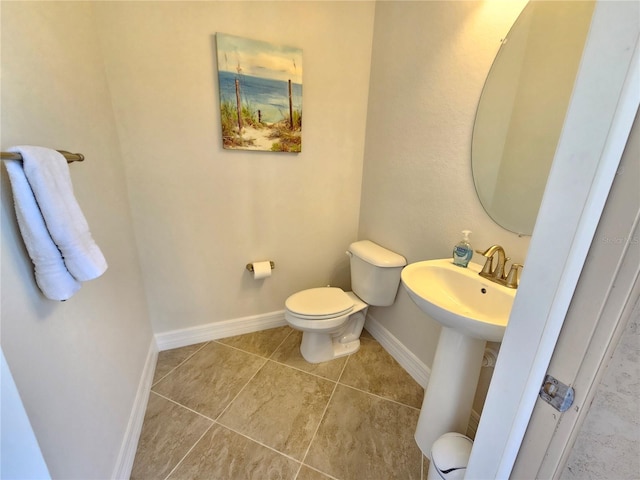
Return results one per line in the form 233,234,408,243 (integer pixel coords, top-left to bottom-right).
505,263,523,289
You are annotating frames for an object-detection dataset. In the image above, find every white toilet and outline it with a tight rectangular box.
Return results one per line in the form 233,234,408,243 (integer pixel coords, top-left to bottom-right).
285,240,406,363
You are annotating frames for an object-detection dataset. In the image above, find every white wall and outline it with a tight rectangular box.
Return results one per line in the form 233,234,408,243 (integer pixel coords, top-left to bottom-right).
360,1,530,411
0,2,153,478
93,1,376,335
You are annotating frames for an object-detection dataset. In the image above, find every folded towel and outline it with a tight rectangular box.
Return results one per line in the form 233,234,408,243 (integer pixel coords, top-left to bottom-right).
9,146,107,282
4,159,81,300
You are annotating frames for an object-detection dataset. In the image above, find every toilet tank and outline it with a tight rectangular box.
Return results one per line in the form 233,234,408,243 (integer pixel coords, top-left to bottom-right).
348,240,407,306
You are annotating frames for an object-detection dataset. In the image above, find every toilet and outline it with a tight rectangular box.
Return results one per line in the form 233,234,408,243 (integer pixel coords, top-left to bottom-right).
285,240,406,363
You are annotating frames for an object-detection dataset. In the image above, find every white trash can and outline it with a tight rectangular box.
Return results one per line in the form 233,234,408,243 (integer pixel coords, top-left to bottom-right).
427,432,473,480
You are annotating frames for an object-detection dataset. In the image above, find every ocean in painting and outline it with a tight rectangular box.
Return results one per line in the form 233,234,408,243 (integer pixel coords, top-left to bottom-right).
218,70,302,124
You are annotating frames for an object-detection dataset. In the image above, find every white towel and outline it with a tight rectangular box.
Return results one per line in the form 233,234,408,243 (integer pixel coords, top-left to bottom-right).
9,146,107,282
4,159,81,301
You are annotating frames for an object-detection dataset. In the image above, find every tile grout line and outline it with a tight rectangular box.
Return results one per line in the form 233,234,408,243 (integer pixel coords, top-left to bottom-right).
150,390,217,423
211,338,281,363
162,422,215,480
267,328,295,360
213,356,270,422
296,464,341,480
295,354,352,479
154,341,284,480
151,341,211,387
153,383,308,477
267,354,422,412
213,421,304,466
268,358,341,383
336,382,423,412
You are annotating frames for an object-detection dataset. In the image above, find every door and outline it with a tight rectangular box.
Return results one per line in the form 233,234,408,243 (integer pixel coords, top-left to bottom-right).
465,2,640,477
511,111,640,478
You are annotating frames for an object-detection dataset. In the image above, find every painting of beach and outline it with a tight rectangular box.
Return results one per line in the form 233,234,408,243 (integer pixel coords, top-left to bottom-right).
216,33,303,152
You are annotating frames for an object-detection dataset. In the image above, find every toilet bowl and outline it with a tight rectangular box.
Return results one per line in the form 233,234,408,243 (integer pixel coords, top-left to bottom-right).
285,240,406,363
285,288,368,363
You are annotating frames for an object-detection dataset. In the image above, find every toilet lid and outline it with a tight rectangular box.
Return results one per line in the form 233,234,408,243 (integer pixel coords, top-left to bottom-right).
285,287,354,319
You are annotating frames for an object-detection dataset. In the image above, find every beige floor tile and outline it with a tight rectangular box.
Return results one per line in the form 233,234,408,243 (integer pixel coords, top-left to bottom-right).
167,423,300,480
304,384,422,480
216,326,293,357
218,361,335,460
152,342,266,419
340,337,424,408
135,330,426,480
270,330,348,381
130,393,212,480
361,327,374,340
153,343,207,385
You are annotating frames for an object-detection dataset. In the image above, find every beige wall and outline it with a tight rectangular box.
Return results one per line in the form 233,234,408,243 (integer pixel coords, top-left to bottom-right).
360,1,531,412
1,1,375,477
0,2,153,478
93,1,376,334
361,0,530,366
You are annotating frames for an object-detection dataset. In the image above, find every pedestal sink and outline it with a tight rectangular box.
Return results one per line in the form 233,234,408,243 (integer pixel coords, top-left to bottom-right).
401,259,516,458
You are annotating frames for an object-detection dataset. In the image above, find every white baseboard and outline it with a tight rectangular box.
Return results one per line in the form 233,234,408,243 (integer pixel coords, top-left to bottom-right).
155,310,287,351
112,338,158,480
364,313,430,388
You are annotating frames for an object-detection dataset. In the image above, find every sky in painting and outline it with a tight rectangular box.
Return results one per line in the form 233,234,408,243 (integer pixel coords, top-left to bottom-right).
216,33,303,85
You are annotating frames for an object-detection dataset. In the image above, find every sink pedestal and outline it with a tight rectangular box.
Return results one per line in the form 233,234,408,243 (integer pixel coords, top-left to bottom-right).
400,259,515,457
415,326,485,458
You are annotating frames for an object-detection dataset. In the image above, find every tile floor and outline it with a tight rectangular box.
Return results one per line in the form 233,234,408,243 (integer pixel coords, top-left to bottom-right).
131,326,427,480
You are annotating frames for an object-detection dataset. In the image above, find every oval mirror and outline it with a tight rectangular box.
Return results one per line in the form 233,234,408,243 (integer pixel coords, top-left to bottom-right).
472,1,595,235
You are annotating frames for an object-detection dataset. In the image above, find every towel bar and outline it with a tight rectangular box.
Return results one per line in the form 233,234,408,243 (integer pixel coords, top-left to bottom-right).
1,150,84,163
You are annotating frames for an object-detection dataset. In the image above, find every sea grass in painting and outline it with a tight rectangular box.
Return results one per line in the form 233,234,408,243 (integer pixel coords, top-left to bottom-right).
216,33,303,152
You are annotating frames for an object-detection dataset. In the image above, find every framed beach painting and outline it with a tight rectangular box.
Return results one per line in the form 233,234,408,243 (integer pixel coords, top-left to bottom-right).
216,33,303,152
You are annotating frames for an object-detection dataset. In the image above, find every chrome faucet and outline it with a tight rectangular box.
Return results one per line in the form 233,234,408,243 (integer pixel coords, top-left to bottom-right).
475,245,523,289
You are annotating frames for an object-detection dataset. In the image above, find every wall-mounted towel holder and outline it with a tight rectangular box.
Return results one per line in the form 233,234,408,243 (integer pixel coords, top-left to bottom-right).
1,150,84,163
246,261,275,273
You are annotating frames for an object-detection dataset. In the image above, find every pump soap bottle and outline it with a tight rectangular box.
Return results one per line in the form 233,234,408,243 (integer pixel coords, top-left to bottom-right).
452,230,473,267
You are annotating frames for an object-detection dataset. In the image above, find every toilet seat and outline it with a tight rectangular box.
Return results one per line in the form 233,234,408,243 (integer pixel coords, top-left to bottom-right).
285,287,354,320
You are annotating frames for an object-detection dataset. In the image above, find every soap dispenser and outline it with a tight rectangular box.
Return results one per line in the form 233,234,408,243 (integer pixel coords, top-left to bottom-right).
452,230,473,267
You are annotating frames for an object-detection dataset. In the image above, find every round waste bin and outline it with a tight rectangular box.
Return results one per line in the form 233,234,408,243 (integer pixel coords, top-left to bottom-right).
427,432,473,480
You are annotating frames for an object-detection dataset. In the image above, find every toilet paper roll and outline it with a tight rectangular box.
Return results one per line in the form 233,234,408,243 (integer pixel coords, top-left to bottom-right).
251,261,272,280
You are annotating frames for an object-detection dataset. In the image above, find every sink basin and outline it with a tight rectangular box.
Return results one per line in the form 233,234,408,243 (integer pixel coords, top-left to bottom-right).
401,259,515,342
401,258,518,458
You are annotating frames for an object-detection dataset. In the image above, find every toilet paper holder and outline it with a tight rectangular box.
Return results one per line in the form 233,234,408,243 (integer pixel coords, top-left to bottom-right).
246,261,275,273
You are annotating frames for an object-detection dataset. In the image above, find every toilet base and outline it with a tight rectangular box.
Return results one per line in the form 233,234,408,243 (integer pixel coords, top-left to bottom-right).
286,294,368,364
297,309,367,363
300,331,361,363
